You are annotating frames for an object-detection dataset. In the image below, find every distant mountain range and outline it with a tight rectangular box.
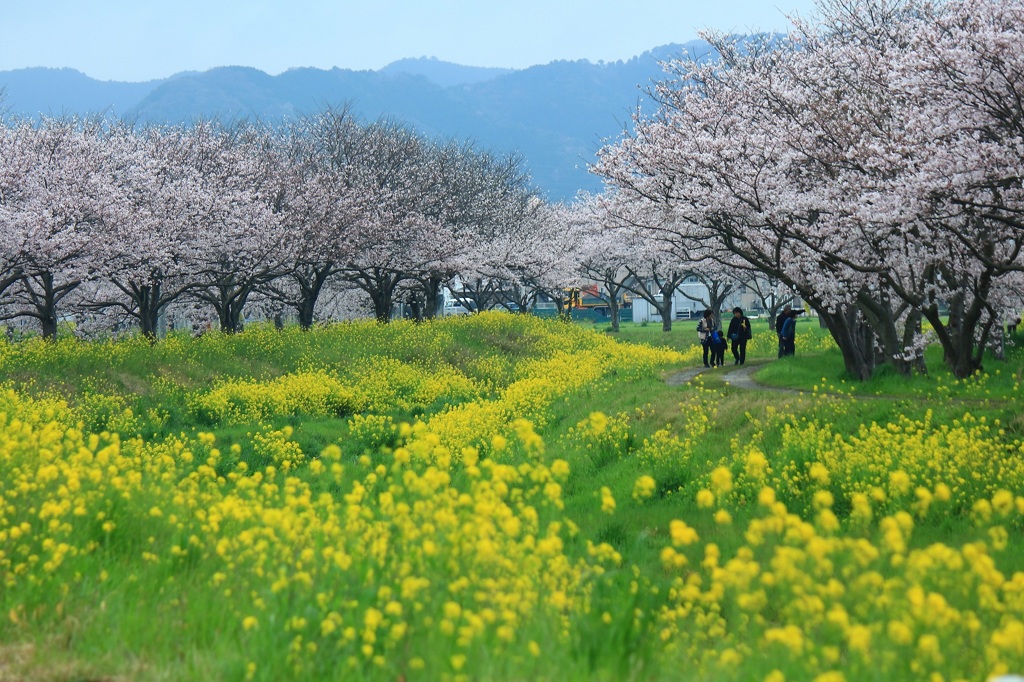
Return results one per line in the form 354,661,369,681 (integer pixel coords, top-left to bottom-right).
0,41,718,200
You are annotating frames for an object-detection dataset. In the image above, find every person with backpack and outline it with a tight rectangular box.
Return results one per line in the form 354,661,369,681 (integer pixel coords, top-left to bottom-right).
775,304,792,358
710,327,728,367
697,309,719,368
780,308,798,357
727,306,753,365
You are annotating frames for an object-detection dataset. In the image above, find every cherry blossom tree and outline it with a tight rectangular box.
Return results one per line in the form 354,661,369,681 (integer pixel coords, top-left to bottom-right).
0,117,112,339
572,195,637,331
86,124,217,338
595,193,695,332
187,122,290,333
406,139,535,320
596,0,1024,378
890,0,1024,374
257,112,364,329
737,274,796,331
749,0,1024,377
0,123,32,302
510,201,587,320
434,158,549,317
622,246,690,332
325,119,437,323
593,35,892,376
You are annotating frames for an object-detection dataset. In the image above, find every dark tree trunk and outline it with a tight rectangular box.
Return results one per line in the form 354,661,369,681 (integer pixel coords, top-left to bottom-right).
553,294,572,322
657,294,674,332
136,282,162,340
292,265,334,330
926,306,984,379
98,271,191,342
417,273,446,321
592,276,626,332
608,291,621,332
408,291,425,323
20,271,79,341
296,297,317,330
921,269,993,379
856,293,922,376
621,266,685,333
898,309,927,374
370,289,394,324
37,272,59,339
209,284,250,333
814,303,877,381
40,310,58,340
347,267,403,324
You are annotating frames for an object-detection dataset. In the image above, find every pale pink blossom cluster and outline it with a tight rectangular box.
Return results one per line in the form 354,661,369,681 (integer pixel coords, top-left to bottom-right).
0,110,547,337
593,0,1024,378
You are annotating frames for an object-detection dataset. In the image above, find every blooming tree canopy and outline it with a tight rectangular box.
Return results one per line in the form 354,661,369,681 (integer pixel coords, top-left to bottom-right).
594,0,1024,378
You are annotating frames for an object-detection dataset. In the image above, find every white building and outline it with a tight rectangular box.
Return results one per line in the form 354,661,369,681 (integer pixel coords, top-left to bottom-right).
629,277,726,323
629,275,796,323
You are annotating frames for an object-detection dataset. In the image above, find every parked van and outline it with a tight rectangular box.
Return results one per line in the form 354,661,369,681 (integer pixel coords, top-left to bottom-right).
442,301,472,316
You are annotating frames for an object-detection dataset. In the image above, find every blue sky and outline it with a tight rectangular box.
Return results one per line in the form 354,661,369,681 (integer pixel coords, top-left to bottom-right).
3,0,821,82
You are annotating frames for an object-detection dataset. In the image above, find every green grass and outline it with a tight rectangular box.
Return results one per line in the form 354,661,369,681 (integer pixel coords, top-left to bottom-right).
567,321,1024,570
1,315,1022,681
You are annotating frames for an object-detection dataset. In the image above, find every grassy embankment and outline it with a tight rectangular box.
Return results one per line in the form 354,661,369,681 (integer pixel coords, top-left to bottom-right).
1,313,1022,681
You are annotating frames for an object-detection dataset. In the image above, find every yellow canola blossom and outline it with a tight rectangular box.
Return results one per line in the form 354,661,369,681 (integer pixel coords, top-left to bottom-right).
0,385,625,679
190,362,482,425
3,316,1022,681
716,408,1024,521
656,481,1024,681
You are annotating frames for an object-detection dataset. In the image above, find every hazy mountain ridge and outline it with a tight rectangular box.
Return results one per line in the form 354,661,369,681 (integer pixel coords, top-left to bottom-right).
378,57,515,87
0,41,715,199
0,67,171,118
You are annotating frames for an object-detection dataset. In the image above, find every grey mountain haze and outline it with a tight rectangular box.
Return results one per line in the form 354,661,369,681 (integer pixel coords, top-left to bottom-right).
378,58,516,87
0,41,717,200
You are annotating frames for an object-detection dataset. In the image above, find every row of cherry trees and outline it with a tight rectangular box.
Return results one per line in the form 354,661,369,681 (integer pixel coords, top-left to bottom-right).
0,109,583,336
592,0,1024,379
8,0,1021,381
0,104,763,341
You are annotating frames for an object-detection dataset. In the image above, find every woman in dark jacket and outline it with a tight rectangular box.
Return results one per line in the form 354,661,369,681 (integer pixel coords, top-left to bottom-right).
727,307,753,365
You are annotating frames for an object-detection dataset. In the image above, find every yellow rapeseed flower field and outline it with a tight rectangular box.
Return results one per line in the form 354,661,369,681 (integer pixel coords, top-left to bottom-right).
0,313,1021,681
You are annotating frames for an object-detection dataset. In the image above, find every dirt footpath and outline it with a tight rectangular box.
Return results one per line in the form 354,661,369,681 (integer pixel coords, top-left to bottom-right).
666,363,807,395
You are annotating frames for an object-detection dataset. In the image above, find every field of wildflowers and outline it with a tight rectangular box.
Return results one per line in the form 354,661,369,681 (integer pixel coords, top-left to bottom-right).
1,313,1022,681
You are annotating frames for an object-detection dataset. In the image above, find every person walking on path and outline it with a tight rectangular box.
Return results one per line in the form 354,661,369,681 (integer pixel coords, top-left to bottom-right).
780,308,798,357
709,327,727,367
697,309,719,368
775,304,792,358
727,306,753,365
